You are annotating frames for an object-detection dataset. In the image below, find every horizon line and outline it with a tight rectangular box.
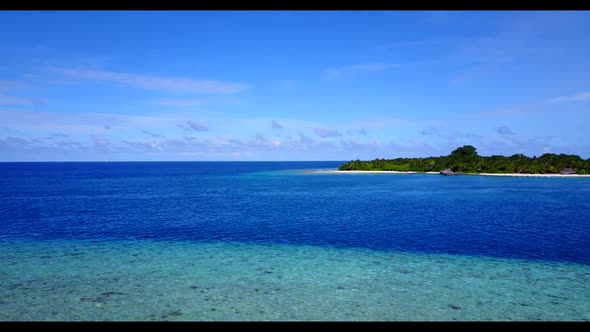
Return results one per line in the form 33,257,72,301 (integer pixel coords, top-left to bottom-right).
0,160,349,163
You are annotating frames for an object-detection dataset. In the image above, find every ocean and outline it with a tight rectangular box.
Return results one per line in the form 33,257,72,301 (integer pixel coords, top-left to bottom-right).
0,161,588,321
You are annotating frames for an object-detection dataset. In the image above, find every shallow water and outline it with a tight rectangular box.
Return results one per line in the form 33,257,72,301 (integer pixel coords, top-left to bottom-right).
0,162,589,321
1,240,588,321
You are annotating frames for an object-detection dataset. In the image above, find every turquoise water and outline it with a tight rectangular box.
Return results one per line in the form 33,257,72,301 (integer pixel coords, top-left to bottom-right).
0,161,589,321
1,240,588,321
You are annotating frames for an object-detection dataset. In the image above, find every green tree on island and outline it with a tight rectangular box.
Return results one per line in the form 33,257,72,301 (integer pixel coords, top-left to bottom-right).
338,145,590,174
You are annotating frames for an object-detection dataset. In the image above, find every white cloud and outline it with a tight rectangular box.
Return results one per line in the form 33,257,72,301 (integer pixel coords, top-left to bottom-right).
496,126,515,136
0,94,43,106
47,132,69,139
352,118,406,128
314,128,342,138
91,135,123,153
420,126,438,136
0,80,26,92
378,39,456,50
0,108,182,135
346,128,367,136
255,133,267,142
271,120,283,129
178,121,209,132
142,130,164,138
149,99,204,107
449,12,588,85
322,63,401,80
547,92,590,103
47,67,250,94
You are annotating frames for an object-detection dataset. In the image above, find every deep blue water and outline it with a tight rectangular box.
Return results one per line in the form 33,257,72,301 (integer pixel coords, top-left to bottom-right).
1,161,589,265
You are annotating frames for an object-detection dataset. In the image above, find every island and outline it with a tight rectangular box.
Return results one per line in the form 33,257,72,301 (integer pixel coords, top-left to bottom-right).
338,145,590,176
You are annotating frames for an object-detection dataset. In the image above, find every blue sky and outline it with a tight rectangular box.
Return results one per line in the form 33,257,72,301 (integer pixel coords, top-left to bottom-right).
1,11,589,161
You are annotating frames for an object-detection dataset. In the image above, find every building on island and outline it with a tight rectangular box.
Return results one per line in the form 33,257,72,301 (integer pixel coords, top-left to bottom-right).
559,168,576,175
440,168,454,176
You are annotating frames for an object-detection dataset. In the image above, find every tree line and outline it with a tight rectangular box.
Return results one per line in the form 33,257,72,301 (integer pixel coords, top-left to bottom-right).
338,145,590,174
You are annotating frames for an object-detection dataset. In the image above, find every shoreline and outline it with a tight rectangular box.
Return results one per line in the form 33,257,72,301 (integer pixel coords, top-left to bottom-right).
328,170,590,177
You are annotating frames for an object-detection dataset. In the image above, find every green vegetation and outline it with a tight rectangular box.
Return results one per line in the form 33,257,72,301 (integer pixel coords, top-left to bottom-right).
338,145,590,174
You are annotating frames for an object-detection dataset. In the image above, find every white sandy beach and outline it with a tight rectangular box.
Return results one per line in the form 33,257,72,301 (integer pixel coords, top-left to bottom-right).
327,170,425,174
329,170,590,177
476,173,590,178
321,170,437,174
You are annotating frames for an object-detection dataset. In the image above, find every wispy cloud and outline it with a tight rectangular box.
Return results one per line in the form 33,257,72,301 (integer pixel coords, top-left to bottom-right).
471,104,550,117
439,131,484,141
420,126,438,136
378,39,456,50
91,135,122,153
254,133,267,142
298,133,314,146
278,80,297,88
471,135,584,158
0,80,26,92
470,98,590,118
351,117,444,129
496,126,515,136
322,63,401,80
0,94,44,106
0,136,40,149
0,80,45,106
547,92,590,103
449,12,588,85
271,120,283,129
149,99,204,107
352,118,405,128
47,67,250,94
346,128,367,136
122,139,167,152
0,135,82,155
177,121,209,132
51,140,81,150
0,108,184,135
314,128,342,138
142,130,164,138
4,131,589,161
47,132,69,140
